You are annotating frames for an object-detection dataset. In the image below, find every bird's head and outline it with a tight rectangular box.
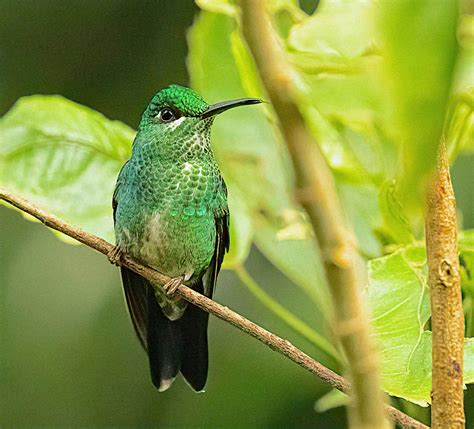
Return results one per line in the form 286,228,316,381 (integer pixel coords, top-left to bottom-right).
136,85,262,159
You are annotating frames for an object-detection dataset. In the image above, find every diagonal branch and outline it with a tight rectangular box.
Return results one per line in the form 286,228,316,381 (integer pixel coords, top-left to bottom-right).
240,2,388,428
0,187,428,429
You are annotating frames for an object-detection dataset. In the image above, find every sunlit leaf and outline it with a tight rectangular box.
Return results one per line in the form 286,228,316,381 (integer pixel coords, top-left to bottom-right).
446,90,474,156
368,243,474,405
378,180,415,245
0,95,133,243
337,181,382,258
288,0,376,59
222,187,253,269
378,0,459,207
454,13,474,93
195,0,237,17
254,213,329,314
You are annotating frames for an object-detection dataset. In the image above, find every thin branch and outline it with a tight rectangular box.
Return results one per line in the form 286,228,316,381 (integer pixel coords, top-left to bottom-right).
0,187,428,429
240,2,388,428
425,142,465,428
234,265,341,362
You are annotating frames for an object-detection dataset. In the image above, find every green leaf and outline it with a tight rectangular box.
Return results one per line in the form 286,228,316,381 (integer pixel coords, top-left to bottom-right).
253,212,329,313
453,13,474,94
222,187,253,269
377,180,415,245
337,181,382,258
288,0,385,128
460,231,474,338
446,90,474,156
448,12,474,155
460,230,474,295
195,0,237,17
288,0,375,59
0,95,133,243
378,0,459,207
368,244,474,405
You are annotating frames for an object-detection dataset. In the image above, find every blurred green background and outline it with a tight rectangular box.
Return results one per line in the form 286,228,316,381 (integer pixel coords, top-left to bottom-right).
0,1,472,428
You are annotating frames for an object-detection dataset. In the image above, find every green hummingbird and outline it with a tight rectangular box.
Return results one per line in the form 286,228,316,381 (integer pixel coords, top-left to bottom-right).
110,85,261,392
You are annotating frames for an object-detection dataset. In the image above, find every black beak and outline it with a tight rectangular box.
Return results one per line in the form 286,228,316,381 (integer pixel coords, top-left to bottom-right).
200,98,263,118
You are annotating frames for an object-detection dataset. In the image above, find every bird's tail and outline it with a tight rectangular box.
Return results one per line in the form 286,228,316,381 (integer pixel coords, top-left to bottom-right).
121,267,209,392
177,279,209,391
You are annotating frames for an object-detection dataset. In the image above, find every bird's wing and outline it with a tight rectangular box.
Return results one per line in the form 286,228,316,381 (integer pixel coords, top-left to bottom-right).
112,160,150,351
112,160,129,222
202,182,230,299
180,182,229,391
120,266,149,350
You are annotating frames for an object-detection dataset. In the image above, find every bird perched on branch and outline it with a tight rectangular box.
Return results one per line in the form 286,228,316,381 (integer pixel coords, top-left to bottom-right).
110,85,261,391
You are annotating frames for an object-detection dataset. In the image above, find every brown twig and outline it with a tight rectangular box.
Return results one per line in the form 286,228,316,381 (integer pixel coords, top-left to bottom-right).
425,143,464,428
0,187,428,429
239,2,388,428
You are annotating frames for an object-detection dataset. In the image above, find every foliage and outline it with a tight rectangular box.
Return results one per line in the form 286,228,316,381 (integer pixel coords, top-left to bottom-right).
0,96,133,243
0,0,473,408
368,237,474,405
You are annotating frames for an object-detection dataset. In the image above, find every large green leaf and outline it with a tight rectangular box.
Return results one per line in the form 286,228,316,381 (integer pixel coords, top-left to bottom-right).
378,0,459,207
0,95,134,243
447,13,474,155
368,241,474,405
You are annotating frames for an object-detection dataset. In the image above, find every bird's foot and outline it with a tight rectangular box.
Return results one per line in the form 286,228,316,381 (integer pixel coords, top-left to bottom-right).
107,245,123,266
163,276,185,296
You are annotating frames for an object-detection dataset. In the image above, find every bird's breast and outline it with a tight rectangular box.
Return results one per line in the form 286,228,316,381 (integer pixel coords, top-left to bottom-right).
117,208,216,281
114,156,226,278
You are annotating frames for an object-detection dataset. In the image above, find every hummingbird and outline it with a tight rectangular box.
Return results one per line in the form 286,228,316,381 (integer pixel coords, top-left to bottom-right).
110,85,261,392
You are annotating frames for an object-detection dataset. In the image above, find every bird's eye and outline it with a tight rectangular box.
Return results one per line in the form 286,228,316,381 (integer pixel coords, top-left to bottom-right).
158,108,179,123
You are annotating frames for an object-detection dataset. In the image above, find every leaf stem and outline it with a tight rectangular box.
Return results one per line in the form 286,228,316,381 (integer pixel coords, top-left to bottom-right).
234,265,341,362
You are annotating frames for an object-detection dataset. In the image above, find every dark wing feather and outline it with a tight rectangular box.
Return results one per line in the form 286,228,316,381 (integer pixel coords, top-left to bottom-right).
113,161,150,351
121,267,148,350
121,266,183,391
179,278,209,391
112,160,128,222
180,190,230,391
202,181,230,298
146,282,183,391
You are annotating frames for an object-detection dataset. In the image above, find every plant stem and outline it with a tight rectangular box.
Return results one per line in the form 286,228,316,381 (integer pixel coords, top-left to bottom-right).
234,265,341,362
0,187,427,429
239,2,389,428
425,142,465,428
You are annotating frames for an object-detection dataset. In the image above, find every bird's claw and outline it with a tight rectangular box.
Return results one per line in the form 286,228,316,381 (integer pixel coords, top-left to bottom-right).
164,276,184,296
108,245,123,266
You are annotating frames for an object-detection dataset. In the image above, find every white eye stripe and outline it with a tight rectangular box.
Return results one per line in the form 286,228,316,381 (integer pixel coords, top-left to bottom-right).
166,116,186,130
